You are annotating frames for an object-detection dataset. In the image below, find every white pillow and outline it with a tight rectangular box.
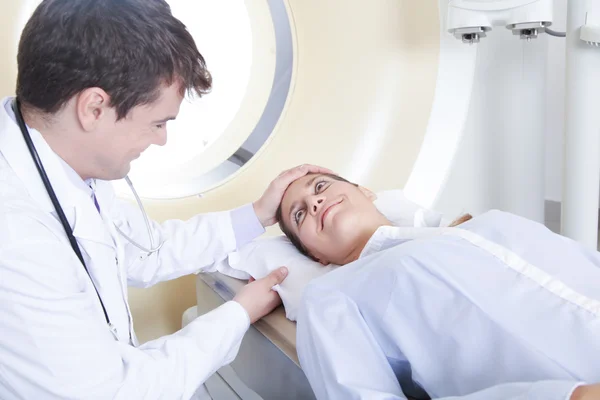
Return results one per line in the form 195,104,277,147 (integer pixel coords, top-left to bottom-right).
222,189,444,321
225,236,338,321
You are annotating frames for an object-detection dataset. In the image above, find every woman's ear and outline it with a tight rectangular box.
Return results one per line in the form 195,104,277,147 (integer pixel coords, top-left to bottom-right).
309,252,330,266
358,186,377,202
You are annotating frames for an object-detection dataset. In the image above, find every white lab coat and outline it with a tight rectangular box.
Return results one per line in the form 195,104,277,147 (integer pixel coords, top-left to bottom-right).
297,210,600,400
0,97,263,399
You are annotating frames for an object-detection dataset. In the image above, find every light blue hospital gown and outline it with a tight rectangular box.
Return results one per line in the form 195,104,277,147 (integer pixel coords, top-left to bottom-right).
297,210,600,400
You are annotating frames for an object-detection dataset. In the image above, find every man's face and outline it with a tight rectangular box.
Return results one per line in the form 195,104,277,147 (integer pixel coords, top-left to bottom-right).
92,83,183,180
280,174,379,265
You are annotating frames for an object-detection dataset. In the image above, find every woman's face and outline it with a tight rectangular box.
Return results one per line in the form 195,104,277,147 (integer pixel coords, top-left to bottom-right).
279,174,383,265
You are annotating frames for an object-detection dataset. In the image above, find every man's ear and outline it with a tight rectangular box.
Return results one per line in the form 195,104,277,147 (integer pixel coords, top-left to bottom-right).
76,87,111,132
358,186,377,202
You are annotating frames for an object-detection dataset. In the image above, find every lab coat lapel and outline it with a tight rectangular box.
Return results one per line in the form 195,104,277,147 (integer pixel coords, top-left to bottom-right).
71,199,116,250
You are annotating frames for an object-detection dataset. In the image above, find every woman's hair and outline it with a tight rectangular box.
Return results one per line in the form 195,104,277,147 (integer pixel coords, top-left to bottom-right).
448,213,473,227
276,173,356,260
276,172,473,258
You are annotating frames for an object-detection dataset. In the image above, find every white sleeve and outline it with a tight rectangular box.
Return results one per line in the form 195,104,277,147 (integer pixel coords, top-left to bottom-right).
0,240,250,400
434,381,584,400
112,199,263,288
296,285,408,400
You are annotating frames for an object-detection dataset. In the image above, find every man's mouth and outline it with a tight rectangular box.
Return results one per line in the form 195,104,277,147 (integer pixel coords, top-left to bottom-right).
321,200,342,230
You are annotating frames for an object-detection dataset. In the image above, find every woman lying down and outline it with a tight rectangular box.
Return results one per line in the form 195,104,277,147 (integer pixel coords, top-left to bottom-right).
276,173,600,400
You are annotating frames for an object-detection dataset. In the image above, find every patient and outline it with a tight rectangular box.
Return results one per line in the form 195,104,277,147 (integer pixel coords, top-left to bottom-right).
276,173,470,266
276,172,600,400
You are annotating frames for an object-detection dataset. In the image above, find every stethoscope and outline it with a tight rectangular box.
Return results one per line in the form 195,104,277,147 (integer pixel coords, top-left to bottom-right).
11,97,164,340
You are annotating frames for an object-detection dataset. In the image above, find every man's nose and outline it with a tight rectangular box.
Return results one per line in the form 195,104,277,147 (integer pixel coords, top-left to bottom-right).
309,196,326,215
153,130,167,146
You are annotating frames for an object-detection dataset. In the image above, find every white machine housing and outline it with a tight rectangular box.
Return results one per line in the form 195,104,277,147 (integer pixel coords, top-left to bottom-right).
447,0,554,42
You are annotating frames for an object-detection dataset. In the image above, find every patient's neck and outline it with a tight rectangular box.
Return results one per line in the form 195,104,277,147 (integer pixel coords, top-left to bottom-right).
339,215,392,265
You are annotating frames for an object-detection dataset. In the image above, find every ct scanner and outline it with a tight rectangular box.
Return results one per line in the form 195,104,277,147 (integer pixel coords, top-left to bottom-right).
2,0,600,399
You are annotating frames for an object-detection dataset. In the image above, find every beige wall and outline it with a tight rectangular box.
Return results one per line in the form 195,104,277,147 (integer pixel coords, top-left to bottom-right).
1,0,440,343
128,275,197,343
0,1,19,97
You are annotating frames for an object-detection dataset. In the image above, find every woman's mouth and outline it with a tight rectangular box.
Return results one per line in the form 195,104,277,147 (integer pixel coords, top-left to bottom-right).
321,200,342,229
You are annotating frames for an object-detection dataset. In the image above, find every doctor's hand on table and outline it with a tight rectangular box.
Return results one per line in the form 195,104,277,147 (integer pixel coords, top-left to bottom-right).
253,164,334,227
234,267,288,323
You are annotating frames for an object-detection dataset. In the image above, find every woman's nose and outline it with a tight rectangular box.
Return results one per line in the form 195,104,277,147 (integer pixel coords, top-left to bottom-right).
310,196,326,215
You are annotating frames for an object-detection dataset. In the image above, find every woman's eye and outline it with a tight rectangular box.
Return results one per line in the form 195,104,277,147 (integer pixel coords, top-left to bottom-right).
155,124,165,129
295,209,305,224
315,181,327,192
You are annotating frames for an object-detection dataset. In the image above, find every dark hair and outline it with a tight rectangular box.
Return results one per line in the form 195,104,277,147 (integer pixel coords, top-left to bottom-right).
276,173,357,260
16,0,212,119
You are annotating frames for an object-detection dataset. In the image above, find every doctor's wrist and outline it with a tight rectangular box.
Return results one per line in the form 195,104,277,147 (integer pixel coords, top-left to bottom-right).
252,200,271,228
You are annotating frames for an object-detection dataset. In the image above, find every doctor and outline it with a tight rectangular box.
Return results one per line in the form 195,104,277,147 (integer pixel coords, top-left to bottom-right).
0,0,329,398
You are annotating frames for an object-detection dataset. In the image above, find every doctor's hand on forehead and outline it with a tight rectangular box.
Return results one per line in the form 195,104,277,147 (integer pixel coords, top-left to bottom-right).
253,164,334,227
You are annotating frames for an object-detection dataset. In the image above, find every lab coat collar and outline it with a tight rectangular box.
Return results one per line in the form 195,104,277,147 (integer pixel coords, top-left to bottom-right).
0,97,114,248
